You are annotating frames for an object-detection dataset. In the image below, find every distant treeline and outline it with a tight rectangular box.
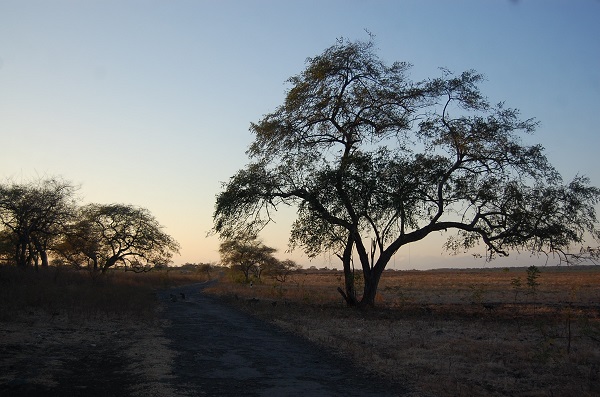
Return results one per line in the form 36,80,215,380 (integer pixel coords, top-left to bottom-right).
0,177,179,273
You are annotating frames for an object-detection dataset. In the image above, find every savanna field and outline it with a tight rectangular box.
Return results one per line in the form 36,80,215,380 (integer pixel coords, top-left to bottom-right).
1,264,599,396
207,266,600,397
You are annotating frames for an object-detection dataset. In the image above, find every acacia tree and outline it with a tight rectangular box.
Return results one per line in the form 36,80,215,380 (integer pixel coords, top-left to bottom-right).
59,203,180,273
219,235,277,282
264,259,299,283
0,178,77,269
213,38,600,306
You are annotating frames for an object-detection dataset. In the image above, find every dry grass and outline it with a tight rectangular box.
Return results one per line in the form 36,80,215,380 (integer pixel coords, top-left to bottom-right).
3,265,599,396
0,265,210,321
0,265,210,393
207,266,600,397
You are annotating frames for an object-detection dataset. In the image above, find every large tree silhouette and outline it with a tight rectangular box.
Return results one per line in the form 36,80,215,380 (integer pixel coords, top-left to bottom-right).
213,38,599,306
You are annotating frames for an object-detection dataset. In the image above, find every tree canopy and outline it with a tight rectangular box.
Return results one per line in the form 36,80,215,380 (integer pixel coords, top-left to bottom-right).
213,38,600,306
0,178,78,268
60,203,180,273
219,234,277,282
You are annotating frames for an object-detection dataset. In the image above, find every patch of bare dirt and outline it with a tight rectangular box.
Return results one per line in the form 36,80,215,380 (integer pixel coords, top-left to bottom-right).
0,309,175,396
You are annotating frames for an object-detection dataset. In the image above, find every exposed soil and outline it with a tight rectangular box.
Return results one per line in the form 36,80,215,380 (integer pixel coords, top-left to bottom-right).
0,281,412,396
0,317,144,396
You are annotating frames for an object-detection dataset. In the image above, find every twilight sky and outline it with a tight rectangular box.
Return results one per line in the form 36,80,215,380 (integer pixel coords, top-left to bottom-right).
1,0,599,269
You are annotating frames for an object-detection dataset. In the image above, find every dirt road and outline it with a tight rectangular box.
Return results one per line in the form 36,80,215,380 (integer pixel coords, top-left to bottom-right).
158,282,406,396
1,282,408,396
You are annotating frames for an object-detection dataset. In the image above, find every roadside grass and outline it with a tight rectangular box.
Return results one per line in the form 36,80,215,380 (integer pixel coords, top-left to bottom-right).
0,265,209,322
206,266,600,397
0,265,211,393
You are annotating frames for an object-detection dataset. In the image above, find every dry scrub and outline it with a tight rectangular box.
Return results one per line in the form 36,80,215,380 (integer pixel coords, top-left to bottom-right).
207,266,600,397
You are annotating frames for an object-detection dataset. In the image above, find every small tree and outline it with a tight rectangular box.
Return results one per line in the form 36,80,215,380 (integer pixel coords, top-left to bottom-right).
510,276,523,303
526,265,541,298
219,235,277,283
265,259,299,283
191,263,215,279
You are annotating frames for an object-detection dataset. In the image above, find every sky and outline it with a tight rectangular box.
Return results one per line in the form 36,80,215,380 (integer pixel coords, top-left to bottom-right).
1,0,599,270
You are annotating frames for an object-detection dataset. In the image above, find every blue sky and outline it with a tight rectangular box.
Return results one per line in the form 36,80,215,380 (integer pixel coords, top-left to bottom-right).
1,0,599,269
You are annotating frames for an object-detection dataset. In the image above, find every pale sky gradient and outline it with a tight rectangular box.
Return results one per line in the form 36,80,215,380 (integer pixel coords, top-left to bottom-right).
1,0,599,270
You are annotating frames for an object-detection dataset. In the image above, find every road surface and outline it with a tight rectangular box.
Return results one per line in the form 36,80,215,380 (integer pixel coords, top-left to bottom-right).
158,282,407,397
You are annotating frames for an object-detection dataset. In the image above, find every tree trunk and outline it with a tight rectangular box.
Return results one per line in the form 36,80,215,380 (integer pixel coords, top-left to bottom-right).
360,268,381,307
338,235,358,306
40,250,49,268
16,239,28,268
88,256,99,272
101,256,119,274
33,237,49,268
359,247,393,307
242,264,251,283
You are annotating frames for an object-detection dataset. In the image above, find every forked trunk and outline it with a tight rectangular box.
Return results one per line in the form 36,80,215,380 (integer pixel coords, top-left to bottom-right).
337,234,393,307
338,258,358,306
32,237,49,268
358,250,390,307
340,264,384,307
360,268,382,307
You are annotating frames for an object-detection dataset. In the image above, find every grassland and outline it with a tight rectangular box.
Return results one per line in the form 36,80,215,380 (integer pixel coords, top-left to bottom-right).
207,266,600,397
1,264,599,396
